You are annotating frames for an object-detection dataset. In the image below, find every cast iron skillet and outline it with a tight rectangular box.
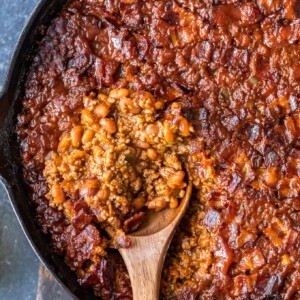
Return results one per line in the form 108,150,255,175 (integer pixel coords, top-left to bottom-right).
0,0,99,299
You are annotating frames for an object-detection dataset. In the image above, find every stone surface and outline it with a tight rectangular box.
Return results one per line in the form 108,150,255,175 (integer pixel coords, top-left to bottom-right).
0,183,39,300
36,265,72,300
0,0,39,90
0,1,42,299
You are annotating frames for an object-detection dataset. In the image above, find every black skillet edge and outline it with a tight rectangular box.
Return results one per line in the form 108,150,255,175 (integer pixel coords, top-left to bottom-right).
0,1,100,299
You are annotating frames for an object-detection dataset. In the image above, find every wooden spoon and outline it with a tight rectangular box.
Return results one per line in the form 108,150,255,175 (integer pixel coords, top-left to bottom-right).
106,180,193,300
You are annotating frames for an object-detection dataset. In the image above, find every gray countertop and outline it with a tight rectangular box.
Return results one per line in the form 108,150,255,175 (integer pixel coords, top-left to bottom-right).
0,0,41,299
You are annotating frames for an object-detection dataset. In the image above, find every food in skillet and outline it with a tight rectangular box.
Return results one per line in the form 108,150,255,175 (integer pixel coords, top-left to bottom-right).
44,88,191,243
17,0,300,299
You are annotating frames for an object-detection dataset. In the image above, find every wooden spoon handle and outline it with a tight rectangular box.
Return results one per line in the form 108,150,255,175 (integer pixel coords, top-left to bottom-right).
119,232,173,300
118,182,193,299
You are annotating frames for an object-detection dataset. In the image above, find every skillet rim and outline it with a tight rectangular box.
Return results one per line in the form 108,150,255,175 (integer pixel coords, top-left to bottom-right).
0,0,101,299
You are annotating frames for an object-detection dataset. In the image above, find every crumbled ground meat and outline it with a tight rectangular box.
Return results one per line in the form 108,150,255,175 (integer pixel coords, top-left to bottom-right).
44,87,190,240
17,0,300,299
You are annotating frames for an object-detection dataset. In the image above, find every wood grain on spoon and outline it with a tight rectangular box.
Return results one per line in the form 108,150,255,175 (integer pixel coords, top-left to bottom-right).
106,180,193,300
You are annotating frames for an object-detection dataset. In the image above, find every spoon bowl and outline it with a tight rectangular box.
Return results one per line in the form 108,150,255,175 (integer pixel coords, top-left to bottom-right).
106,179,193,300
